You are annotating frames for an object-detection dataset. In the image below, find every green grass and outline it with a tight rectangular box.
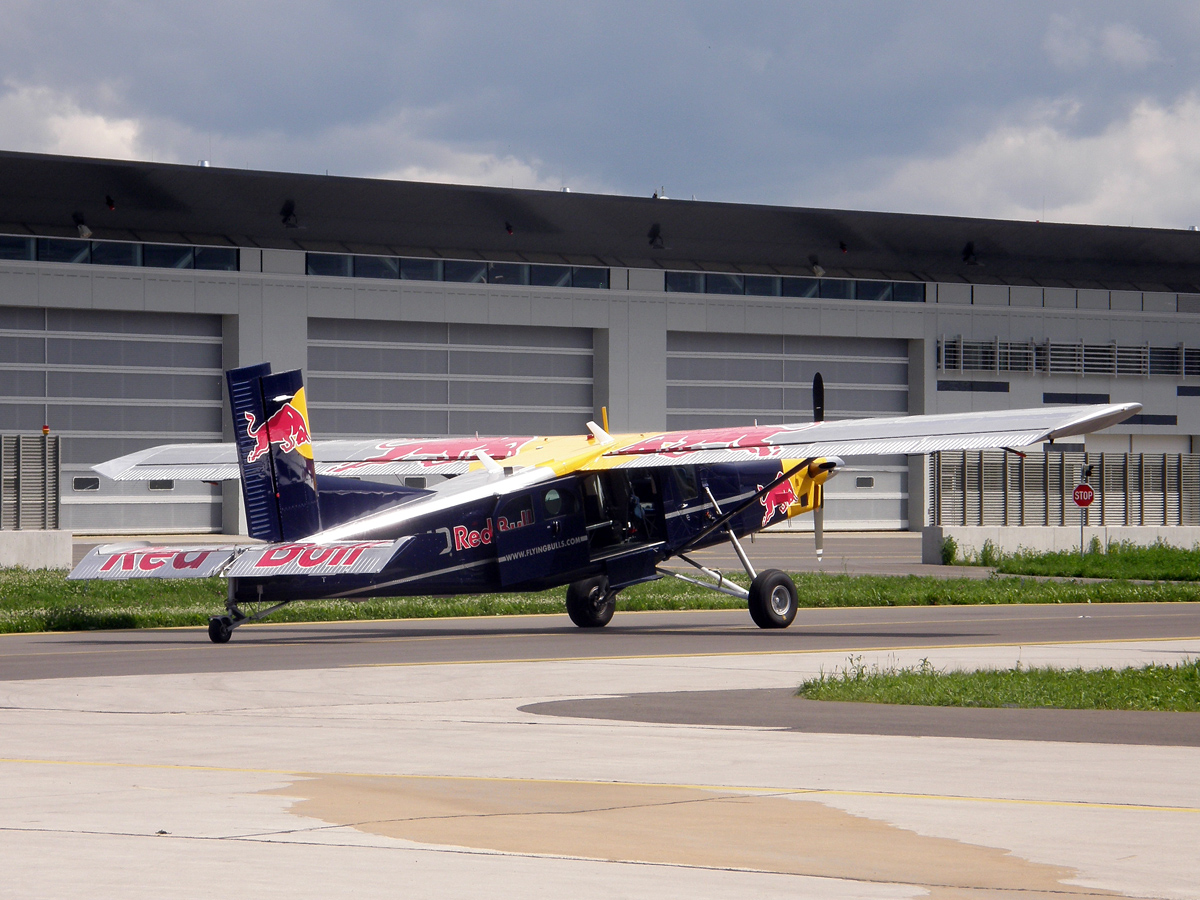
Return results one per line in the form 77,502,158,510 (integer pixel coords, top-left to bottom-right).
991,540,1200,581
798,656,1200,711
1,567,1198,635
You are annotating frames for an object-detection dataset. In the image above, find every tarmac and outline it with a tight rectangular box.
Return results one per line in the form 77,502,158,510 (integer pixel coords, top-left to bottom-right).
6,531,1194,897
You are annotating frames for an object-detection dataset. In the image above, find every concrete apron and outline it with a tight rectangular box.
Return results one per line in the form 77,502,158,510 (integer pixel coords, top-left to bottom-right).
1,639,1197,899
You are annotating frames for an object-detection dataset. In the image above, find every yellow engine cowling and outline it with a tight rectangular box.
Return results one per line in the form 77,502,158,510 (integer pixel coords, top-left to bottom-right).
779,457,840,519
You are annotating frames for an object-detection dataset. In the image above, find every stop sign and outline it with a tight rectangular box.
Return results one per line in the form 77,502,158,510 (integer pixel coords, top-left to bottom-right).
1073,484,1095,507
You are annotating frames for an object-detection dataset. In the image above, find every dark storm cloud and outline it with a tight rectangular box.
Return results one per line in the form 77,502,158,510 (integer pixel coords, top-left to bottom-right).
1,1,1199,219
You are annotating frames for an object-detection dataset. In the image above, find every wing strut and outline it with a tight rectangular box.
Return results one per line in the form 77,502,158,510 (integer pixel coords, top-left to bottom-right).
674,458,811,558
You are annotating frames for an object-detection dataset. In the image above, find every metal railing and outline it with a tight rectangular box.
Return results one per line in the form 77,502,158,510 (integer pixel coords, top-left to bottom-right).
0,435,60,530
930,450,1200,527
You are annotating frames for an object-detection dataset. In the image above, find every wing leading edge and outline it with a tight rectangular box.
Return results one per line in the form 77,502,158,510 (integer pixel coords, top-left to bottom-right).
582,403,1142,470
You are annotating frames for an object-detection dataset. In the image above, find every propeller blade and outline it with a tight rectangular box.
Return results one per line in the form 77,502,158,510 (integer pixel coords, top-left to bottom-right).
813,373,824,423
813,489,824,563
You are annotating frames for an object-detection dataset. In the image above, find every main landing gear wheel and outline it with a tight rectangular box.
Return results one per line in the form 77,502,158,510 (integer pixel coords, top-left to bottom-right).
747,569,798,629
207,615,234,644
566,576,617,628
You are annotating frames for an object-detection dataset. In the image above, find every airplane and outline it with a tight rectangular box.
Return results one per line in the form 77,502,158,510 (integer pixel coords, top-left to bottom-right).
69,363,1141,642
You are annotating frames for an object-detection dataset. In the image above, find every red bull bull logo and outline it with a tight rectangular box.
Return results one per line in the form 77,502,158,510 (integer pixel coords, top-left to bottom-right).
244,388,314,463
759,474,797,527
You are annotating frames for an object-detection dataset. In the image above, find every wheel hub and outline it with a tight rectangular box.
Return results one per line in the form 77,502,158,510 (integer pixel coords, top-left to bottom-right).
769,585,791,616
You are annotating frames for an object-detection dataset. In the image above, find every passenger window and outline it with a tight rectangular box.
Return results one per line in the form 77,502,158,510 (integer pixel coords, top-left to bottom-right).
497,495,534,532
543,487,577,517
672,467,699,502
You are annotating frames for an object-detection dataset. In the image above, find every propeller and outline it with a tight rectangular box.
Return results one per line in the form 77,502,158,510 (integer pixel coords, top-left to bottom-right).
812,373,824,564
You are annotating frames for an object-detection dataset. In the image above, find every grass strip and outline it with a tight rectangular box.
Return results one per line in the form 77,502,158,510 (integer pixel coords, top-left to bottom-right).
798,656,1200,712
991,540,1200,581
1,568,1197,635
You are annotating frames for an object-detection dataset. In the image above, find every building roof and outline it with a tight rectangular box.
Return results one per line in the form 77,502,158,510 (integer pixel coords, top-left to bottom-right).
2,149,1200,291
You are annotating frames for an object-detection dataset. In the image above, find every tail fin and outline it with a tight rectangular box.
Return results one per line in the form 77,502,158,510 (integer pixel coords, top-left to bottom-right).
226,364,321,541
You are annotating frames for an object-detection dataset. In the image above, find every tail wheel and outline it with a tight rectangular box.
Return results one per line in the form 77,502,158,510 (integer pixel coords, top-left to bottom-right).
566,576,617,628
747,569,797,629
208,616,233,643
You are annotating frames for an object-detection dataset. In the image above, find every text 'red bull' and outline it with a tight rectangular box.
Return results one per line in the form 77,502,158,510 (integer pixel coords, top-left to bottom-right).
244,402,311,463
253,543,381,569
100,548,219,573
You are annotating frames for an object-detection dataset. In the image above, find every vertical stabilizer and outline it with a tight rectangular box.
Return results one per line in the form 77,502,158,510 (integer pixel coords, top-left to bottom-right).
226,364,323,542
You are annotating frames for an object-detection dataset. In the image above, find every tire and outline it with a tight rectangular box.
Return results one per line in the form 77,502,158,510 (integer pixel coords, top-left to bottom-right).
566,576,617,628
208,616,233,644
747,569,797,629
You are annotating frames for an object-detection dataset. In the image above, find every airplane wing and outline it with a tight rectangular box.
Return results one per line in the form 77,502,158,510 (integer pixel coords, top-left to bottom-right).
582,403,1142,469
94,436,541,481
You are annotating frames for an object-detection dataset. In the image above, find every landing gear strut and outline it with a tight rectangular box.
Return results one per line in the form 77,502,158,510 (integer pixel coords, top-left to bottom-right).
206,579,292,643
656,486,798,629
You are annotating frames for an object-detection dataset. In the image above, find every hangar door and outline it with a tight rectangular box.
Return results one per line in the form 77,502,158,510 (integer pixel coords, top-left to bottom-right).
0,306,223,533
307,319,594,443
666,332,910,530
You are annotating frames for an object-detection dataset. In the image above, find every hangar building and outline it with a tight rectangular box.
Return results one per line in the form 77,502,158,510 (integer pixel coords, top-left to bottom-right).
2,150,1200,537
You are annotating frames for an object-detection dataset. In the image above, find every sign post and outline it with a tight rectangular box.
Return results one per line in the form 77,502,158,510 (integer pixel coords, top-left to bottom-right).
1073,482,1095,557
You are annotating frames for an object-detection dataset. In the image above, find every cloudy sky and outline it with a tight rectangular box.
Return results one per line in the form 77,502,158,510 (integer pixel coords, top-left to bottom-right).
3,1,1200,227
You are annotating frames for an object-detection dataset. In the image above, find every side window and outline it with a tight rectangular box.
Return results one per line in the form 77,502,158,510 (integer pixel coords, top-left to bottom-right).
672,467,699,503
542,487,578,518
496,494,534,532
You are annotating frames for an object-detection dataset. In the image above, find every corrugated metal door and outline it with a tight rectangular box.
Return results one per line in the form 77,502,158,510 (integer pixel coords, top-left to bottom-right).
307,319,594,439
0,306,223,533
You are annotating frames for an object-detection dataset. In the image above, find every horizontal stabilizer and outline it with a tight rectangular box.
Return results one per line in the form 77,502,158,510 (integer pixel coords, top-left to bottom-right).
69,538,409,580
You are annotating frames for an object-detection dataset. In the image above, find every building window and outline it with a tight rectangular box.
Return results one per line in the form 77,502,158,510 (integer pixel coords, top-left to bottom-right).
400,257,443,281
148,479,175,491
530,264,571,287
143,244,195,269
488,262,529,285
571,266,609,289
91,241,140,266
665,271,704,293
307,253,352,277
744,275,781,296
781,277,819,298
37,238,90,264
705,273,745,295
855,476,875,489
194,247,238,271
937,380,1010,392
353,255,400,279
893,282,925,302
72,476,100,491
443,260,487,283
0,235,34,261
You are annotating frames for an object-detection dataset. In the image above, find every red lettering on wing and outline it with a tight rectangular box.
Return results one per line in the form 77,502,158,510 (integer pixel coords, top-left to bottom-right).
172,550,213,570
257,546,303,567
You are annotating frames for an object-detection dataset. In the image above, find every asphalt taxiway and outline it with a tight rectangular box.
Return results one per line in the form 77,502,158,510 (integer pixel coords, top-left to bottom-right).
6,535,1200,898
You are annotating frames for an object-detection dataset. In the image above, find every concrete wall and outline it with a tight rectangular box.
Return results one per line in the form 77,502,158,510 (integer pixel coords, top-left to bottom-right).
0,531,73,569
